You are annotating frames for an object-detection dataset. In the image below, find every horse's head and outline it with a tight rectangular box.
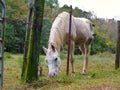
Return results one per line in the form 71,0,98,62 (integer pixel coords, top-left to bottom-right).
43,44,61,77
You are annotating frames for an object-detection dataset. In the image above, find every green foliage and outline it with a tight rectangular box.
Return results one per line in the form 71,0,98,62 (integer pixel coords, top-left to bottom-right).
3,0,27,53
45,0,59,8
5,23,25,53
7,0,27,19
59,5,93,19
91,19,116,54
56,75,74,83
40,18,51,54
60,51,67,60
2,0,117,55
91,70,98,77
91,30,108,54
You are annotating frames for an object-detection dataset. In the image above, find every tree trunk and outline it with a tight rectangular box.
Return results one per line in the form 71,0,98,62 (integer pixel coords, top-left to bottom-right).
21,0,45,83
21,0,34,80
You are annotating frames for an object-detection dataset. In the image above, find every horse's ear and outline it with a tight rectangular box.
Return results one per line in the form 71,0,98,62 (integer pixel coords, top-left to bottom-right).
42,46,48,54
51,44,55,52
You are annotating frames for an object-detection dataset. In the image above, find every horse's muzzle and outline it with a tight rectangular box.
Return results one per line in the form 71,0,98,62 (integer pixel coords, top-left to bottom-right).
48,72,58,77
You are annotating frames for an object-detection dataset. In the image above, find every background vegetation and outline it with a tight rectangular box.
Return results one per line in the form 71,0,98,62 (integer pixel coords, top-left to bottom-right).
0,0,117,54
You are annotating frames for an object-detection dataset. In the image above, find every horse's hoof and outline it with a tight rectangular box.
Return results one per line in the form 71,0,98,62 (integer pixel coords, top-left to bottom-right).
81,70,86,75
71,72,75,77
81,72,86,75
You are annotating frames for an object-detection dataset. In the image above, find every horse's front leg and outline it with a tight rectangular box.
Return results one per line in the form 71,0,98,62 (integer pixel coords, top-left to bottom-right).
70,41,75,75
82,44,90,75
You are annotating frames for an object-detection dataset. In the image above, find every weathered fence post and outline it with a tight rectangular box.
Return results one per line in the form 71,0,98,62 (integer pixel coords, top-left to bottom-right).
66,5,72,75
0,0,6,87
115,21,120,69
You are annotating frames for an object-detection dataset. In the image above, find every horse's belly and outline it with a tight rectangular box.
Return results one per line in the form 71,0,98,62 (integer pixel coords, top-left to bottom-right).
64,32,87,45
75,38,86,45
75,31,87,45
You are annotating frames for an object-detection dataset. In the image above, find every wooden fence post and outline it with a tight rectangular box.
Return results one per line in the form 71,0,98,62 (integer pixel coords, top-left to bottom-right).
0,0,6,87
66,5,72,75
115,21,120,69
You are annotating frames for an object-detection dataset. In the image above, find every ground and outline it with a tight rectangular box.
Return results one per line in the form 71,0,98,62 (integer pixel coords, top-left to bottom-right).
1,52,120,90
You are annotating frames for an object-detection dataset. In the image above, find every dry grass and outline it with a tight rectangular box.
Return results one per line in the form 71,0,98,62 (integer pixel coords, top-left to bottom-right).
1,52,120,90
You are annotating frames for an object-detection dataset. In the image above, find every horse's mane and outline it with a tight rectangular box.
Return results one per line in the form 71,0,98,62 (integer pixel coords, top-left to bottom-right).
48,12,70,52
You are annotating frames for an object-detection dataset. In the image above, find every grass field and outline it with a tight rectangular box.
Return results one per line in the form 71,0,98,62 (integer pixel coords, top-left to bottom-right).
1,52,120,90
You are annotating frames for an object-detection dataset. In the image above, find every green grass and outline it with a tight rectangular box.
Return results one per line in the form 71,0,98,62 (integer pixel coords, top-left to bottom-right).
1,52,120,90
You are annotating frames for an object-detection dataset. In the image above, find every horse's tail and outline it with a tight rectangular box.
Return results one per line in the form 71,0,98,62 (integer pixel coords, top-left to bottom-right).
89,22,96,38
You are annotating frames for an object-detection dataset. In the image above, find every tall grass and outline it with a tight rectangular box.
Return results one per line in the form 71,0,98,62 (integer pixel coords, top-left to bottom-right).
4,52,12,60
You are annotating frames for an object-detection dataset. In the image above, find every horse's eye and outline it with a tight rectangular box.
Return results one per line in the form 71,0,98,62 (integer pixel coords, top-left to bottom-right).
55,58,58,61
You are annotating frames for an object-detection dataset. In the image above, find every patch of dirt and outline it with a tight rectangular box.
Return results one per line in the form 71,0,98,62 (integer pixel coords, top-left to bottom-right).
15,79,71,90
28,80,58,89
14,80,56,90
87,83,120,90
29,80,52,89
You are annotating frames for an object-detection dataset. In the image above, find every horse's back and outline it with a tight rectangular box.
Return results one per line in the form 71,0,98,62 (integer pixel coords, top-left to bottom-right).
50,11,94,45
73,17,94,45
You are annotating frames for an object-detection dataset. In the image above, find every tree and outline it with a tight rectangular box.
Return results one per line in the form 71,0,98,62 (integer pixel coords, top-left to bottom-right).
91,18,117,54
4,0,27,53
45,0,58,8
21,0,45,83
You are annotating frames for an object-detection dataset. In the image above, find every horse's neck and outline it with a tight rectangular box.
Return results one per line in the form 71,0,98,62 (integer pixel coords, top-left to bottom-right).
48,29,61,53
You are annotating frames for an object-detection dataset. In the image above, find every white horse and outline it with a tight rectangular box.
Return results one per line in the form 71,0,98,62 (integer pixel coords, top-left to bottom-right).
43,12,95,77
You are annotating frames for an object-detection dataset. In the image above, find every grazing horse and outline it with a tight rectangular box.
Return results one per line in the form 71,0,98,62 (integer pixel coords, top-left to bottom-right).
43,12,95,77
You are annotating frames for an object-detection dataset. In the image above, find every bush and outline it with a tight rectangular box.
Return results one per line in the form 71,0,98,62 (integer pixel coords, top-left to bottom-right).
91,25,116,55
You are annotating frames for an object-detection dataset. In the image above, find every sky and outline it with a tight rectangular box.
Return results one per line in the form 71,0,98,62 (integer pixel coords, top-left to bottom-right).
58,0,120,20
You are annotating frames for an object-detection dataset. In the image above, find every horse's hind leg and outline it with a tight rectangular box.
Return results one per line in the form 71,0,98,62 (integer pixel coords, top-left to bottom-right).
80,44,90,74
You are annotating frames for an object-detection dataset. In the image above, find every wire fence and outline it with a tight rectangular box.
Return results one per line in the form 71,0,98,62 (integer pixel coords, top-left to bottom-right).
1,17,50,54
